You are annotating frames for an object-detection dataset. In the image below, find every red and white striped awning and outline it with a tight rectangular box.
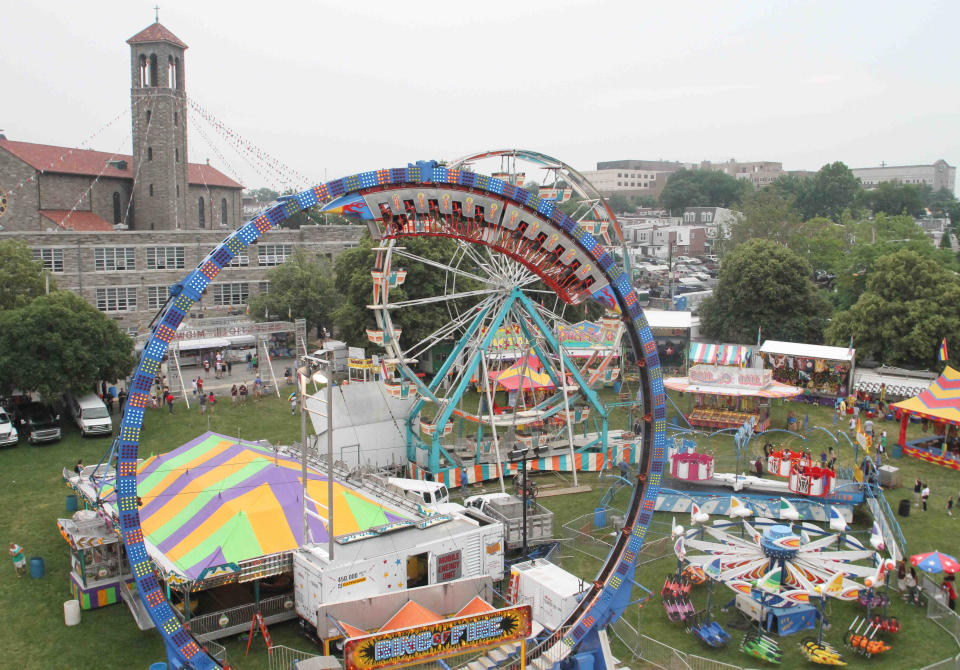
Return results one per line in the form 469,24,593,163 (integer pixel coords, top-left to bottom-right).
689,342,751,366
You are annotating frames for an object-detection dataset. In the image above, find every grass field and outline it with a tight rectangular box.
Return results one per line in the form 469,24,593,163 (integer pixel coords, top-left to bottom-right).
0,388,958,669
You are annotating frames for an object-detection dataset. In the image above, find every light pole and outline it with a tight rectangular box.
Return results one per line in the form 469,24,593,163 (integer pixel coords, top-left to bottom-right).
509,445,546,556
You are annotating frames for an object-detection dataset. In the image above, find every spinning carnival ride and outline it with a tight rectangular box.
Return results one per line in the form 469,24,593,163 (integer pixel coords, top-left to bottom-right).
676,518,876,606
120,158,667,669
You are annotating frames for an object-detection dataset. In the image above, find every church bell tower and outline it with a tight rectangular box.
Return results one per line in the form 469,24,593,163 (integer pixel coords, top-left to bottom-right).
128,20,189,230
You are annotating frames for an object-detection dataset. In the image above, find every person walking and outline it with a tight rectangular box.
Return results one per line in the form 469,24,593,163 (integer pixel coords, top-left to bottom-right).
9,543,26,577
849,416,856,433
864,417,874,438
944,576,957,611
207,392,216,415
197,377,204,395
948,496,954,517
74,459,83,474
914,478,922,506
226,359,232,376
199,392,207,413
117,388,127,412
754,456,764,478
231,384,238,405
922,483,931,511
289,392,297,415
105,393,114,415
239,383,248,405
166,392,175,414
191,378,198,397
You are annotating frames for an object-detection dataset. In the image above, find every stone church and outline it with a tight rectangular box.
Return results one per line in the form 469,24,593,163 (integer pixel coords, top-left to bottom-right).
0,20,361,332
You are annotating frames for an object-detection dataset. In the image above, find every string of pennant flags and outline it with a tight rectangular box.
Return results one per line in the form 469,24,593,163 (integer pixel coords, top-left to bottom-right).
186,96,313,190
186,108,250,191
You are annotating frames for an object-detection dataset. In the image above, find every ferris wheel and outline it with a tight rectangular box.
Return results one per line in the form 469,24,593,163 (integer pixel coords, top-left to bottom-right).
364,158,633,486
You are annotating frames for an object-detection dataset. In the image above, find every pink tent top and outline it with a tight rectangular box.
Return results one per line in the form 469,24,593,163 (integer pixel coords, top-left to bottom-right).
379,601,442,632
454,596,495,617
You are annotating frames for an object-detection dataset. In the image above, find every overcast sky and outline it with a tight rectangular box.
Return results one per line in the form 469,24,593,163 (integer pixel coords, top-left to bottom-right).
3,0,958,192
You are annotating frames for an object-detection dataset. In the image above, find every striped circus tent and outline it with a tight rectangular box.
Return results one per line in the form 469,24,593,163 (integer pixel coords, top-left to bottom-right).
892,366,960,425
689,342,751,366
101,432,408,580
491,355,555,391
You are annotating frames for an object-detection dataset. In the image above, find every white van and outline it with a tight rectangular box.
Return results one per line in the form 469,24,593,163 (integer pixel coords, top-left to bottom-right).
0,406,18,447
64,392,113,437
386,477,464,514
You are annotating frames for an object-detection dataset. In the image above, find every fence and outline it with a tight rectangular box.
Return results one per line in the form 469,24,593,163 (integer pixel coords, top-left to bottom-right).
561,512,673,566
185,592,297,641
922,595,960,670
268,644,316,670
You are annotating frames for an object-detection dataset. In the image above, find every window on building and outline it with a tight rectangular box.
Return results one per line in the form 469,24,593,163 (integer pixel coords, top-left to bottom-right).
149,54,158,87
258,281,270,294
147,147,153,161
96,287,138,312
221,198,228,227
174,111,178,126
94,247,136,272
176,184,179,197
145,246,185,270
212,282,250,306
198,197,205,228
138,55,148,87
32,248,64,273
146,110,151,124
112,192,122,225
149,184,154,197
167,55,177,89
175,148,179,163
258,244,293,266
228,252,249,267
146,285,168,310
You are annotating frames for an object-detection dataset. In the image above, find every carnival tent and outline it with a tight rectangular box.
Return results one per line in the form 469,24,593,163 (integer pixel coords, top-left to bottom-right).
490,355,556,391
101,432,409,580
892,366,960,426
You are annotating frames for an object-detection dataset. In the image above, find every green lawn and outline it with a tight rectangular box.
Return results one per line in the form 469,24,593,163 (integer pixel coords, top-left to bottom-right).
1,389,958,669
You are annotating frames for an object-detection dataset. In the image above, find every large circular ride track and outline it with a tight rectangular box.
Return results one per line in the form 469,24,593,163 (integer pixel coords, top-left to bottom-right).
118,163,667,669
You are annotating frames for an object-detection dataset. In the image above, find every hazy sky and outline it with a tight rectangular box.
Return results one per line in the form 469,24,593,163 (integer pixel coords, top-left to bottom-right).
4,0,958,192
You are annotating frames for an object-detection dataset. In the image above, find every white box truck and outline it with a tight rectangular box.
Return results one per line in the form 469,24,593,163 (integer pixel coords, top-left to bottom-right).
507,559,588,631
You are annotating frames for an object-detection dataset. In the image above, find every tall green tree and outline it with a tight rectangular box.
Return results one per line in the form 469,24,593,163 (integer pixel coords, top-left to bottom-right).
0,239,53,312
0,291,135,400
658,168,748,214
727,190,802,249
860,181,926,217
698,239,831,344
246,248,340,337
794,161,861,222
827,250,960,367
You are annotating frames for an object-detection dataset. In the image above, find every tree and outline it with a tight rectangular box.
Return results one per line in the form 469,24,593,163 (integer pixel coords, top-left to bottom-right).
727,190,802,249
0,291,135,401
606,194,632,214
698,240,831,344
248,187,279,204
0,239,52,312
332,233,467,350
827,250,960,368
794,161,861,222
861,181,926,217
247,248,340,337
658,168,748,214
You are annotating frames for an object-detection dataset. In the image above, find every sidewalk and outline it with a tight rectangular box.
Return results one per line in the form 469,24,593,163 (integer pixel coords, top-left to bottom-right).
169,356,298,400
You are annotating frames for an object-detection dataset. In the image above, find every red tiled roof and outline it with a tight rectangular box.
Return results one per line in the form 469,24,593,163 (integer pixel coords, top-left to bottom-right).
0,139,242,189
1,139,133,179
39,210,114,232
127,23,188,49
188,163,243,189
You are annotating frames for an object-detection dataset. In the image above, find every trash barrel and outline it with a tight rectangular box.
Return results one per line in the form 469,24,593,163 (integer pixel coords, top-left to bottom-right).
898,499,911,518
594,507,607,528
30,556,45,579
64,600,81,626
66,494,78,512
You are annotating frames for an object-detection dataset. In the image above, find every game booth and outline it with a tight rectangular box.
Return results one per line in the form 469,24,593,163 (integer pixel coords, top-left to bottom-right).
665,362,803,431
892,366,960,471
645,310,693,376
758,340,855,406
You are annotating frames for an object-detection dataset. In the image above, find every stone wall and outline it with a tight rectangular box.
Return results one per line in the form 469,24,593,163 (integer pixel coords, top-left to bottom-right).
3,224,365,330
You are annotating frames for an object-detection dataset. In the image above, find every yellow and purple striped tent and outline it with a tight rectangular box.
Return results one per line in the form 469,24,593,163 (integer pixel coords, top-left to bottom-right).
892,366,960,425
103,432,408,580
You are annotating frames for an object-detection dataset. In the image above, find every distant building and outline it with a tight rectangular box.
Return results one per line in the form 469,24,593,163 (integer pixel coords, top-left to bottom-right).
582,160,690,199
698,159,784,190
852,160,955,194
681,207,740,248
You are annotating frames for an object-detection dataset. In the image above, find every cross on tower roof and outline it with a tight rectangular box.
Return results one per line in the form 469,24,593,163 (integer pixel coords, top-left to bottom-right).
154,5,160,22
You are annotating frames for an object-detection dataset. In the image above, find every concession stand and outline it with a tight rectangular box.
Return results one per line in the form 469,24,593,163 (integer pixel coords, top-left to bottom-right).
665,364,803,431
758,340,855,405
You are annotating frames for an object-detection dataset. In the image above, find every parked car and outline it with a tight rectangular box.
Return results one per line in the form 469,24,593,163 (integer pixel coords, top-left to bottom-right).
63,391,113,437
15,402,62,444
0,407,18,447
